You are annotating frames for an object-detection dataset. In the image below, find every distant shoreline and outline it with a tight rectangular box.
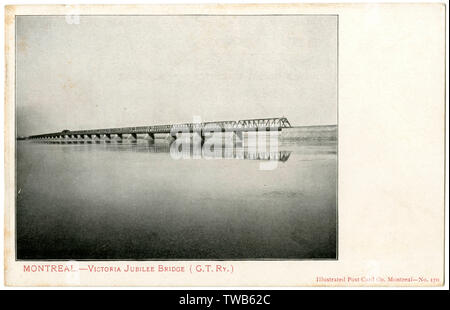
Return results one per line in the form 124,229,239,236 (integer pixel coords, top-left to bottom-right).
281,125,337,141
289,124,337,129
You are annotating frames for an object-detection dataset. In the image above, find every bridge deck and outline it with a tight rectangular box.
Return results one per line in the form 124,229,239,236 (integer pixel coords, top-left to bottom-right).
29,117,291,139
28,117,291,139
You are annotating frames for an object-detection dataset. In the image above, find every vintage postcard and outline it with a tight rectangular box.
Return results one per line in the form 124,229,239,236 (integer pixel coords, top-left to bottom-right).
4,3,446,286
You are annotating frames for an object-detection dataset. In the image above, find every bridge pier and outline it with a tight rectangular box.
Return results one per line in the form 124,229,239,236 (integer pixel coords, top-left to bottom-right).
192,131,205,146
117,134,123,140
201,132,208,145
167,133,177,145
130,133,137,140
147,133,155,140
105,134,111,140
195,131,244,146
234,131,243,146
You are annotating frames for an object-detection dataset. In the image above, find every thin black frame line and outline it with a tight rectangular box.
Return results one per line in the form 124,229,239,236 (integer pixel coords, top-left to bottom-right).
336,14,339,261
15,14,339,17
14,14,339,262
14,14,17,263
15,258,339,261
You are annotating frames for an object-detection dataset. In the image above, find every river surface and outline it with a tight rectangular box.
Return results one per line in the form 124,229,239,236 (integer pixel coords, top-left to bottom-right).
16,135,337,260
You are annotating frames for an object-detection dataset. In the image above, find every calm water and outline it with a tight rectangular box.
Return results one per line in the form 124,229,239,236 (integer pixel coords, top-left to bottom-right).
16,135,337,259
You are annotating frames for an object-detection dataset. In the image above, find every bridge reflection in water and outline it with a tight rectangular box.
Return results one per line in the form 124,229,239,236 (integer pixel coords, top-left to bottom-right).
35,140,292,163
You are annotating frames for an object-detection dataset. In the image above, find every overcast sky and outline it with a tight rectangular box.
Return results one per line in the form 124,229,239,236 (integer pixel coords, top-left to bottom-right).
16,15,337,136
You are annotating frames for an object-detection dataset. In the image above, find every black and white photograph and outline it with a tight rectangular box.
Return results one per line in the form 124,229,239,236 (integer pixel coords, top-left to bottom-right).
15,14,338,260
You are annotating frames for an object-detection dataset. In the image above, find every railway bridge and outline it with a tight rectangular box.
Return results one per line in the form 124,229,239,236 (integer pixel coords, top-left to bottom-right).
27,117,292,142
